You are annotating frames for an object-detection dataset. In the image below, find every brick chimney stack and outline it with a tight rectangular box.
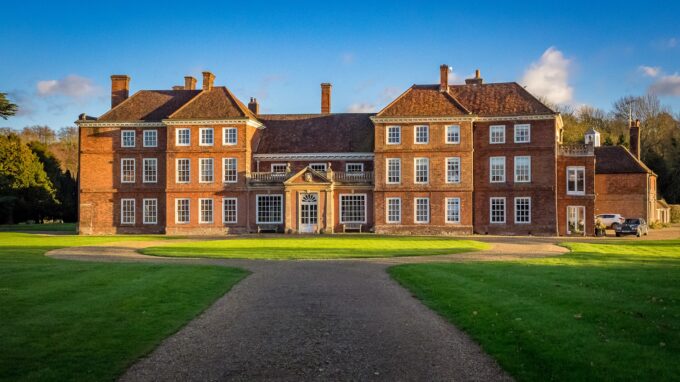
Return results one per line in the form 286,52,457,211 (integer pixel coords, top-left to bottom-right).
465,69,484,85
110,75,130,108
202,71,215,91
321,83,332,114
248,97,259,115
630,119,641,159
184,76,197,90
439,64,450,92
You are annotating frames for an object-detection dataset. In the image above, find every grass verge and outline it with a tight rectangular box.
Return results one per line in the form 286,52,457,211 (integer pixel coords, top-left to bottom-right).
141,235,490,260
389,239,680,381
0,233,248,381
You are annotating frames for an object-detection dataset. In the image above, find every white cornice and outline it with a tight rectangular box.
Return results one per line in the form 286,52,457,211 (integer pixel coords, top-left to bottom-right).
371,114,557,124
253,152,374,161
163,118,264,128
371,116,475,123
75,121,165,128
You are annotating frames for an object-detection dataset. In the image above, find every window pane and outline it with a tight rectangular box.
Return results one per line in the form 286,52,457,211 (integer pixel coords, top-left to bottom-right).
121,159,135,183
387,159,401,183
177,128,190,145
143,199,157,224
121,199,135,224
446,198,460,223
340,194,366,223
223,128,237,145
386,198,401,223
415,158,429,183
515,197,531,223
223,198,237,223
257,195,283,223
447,158,460,183
122,131,135,147
143,158,157,183
200,159,214,182
415,125,429,143
200,199,213,223
415,198,429,223
514,156,531,183
490,157,505,182
387,126,401,144
446,125,460,143
223,158,237,183
490,198,506,223
176,199,190,223
143,130,157,147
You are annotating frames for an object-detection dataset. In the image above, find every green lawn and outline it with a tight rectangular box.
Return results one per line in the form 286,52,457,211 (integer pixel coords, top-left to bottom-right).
0,233,248,381
0,222,76,232
141,235,490,260
389,239,680,381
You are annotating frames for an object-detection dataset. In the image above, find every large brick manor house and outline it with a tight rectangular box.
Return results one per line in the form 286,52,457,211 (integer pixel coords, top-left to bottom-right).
76,66,658,236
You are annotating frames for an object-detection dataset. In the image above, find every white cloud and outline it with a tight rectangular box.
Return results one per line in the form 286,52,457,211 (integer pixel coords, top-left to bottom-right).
639,65,661,77
649,73,680,96
521,47,573,105
667,37,678,48
346,103,377,113
36,75,98,98
341,52,355,65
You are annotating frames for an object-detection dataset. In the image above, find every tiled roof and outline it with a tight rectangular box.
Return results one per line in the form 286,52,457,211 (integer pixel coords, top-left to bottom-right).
98,90,201,121
376,82,554,117
256,113,374,153
377,85,469,117
169,87,258,120
595,146,655,175
449,82,554,116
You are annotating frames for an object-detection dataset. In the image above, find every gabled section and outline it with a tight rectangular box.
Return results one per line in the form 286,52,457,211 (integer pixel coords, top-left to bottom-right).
98,90,202,121
168,86,260,121
448,82,555,116
595,146,655,175
376,85,470,117
284,167,332,185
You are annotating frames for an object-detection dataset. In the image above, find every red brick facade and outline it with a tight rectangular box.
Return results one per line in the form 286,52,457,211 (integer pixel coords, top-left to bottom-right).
76,67,656,236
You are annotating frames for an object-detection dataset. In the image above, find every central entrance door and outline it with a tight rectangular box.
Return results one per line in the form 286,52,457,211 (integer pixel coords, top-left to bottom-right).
299,193,318,233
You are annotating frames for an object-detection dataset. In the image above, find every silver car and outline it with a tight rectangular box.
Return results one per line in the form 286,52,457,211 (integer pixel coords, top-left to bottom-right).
596,214,625,230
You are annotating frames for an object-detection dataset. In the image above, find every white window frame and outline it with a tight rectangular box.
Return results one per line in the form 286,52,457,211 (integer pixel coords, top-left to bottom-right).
222,197,238,224
567,166,586,195
256,194,284,224
514,124,531,143
222,127,237,145
143,158,158,184
446,157,461,184
121,158,135,183
514,197,531,224
309,163,327,172
175,198,190,224
445,125,461,144
386,125,401,145
199,127,214,146
445,197,461,224
143,198,158,225
489,156,506,183
120,198,135,225
199,198,214,224
121,130,135,148
339,193,367,224
271,163,287,173
386,197,401,224
176,158,190,184
514,156,531,183
490,197,506,224
176,128,190,146
414,125,429,144
199,158,214,183
414,197,430,224
386,158,401,184
346,163,364,173
490,125,506,144
414,157,429,184
143,130,157,148
223,158,238,183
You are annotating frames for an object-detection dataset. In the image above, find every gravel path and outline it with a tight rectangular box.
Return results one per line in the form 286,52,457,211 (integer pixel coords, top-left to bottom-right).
44,238,575,381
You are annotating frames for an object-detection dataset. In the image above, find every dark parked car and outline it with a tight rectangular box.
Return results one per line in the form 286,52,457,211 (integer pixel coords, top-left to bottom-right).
615,218,649,237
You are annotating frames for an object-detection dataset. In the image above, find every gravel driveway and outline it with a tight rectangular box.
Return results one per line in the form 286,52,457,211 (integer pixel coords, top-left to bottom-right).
45,238,576,381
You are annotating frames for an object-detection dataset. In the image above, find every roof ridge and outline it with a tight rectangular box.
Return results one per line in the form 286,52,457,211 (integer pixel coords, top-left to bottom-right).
97,89,144,120
510,81,556,114
444,88,471,114
221,86,258,120
375,85,415,117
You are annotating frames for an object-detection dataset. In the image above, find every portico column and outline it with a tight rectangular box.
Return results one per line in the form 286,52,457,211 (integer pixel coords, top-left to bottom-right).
285,189,293,233
328,187,335,233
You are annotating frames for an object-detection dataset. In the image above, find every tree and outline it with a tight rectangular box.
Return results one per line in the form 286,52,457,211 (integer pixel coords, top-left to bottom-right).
20,125,56,145
0,133,56,223
28,142,77,222
0,93,18,119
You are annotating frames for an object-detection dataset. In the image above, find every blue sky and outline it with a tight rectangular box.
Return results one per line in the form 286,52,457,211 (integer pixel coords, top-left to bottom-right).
2,1,679,129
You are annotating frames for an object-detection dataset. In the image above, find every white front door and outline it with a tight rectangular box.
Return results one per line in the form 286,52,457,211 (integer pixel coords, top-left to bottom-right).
299,193,318,233
567,206,586,236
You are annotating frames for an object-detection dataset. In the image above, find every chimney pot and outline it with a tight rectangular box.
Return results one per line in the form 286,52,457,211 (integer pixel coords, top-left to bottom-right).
172,85,183,90
202,71,215,91
321,83,332,114
248,97,259,115
184,76,197,90
475,69,481,79
110,75,130,108
465,69,484,85
439,64,449,92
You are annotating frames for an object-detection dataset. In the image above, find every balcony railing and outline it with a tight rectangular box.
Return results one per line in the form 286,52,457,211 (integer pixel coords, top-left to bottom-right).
559,143,594,157
247,171,374,184
332,171,374,183
250,172,292,183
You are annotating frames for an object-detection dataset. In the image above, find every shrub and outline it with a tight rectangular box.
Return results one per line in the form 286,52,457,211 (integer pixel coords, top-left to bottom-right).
671,205,680,223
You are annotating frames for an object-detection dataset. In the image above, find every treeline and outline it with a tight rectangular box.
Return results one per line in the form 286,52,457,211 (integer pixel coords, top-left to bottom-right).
556,94,680,203
0,126,78,224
